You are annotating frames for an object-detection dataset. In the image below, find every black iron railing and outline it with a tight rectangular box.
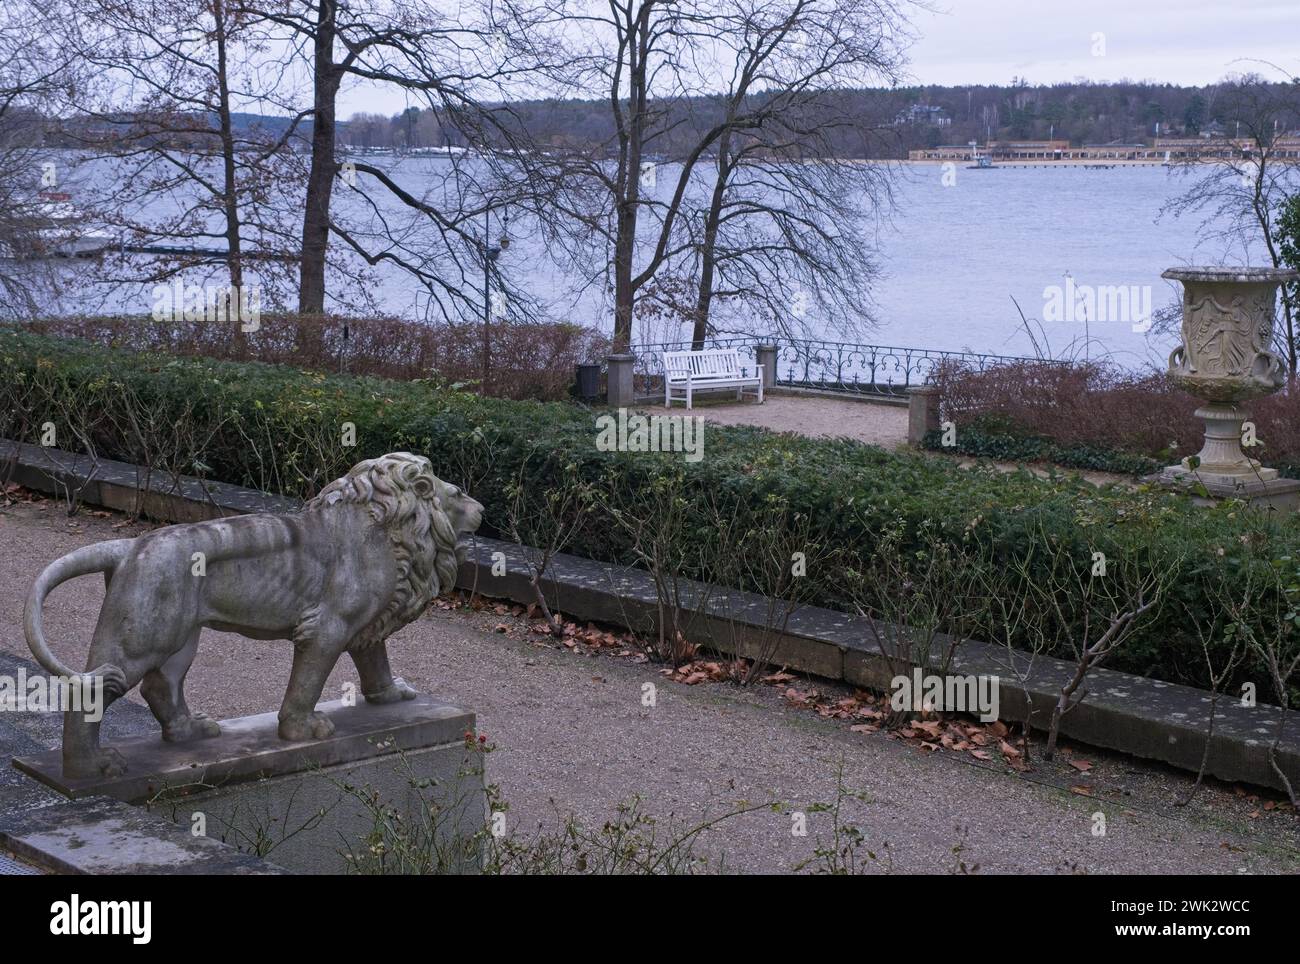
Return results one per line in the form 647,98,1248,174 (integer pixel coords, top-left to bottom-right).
627,336,1055,398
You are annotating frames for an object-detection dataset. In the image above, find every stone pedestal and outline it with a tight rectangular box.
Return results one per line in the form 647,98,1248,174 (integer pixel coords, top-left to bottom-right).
1163,403,1276,484
755,344,778,390
606,353,635,407
13,696,485,874
1157,473,1300,511
906,384,941,446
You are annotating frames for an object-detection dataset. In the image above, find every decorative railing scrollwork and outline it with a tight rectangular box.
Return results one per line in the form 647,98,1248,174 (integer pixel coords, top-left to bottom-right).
625,336,1057,398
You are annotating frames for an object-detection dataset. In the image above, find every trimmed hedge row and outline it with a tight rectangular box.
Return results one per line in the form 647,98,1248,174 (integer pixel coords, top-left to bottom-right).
922,425,1165,477
3,329,1298,703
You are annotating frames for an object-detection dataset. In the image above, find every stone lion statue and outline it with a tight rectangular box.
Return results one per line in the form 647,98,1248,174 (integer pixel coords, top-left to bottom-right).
24,452,483,779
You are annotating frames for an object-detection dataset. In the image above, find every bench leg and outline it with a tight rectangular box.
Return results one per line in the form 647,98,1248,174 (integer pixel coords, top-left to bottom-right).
686,384,693,410
757,380,764,404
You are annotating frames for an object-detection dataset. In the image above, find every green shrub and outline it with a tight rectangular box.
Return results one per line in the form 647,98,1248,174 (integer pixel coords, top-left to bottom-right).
922,423,1164,476
3,329,1297,703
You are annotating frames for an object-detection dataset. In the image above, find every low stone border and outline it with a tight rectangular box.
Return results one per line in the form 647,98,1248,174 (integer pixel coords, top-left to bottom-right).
0,651,285,874
0,795,287,875
5,438,1298,792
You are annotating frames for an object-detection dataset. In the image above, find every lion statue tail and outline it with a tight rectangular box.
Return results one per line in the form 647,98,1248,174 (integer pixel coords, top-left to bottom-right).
24,540,132,702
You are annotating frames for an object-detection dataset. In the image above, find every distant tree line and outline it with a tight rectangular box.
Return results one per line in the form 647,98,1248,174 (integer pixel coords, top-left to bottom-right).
328,79,1300,158
16,79,1280,161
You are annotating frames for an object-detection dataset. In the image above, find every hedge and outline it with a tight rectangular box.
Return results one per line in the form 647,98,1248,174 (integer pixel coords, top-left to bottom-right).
922,425,1165,477
3,328,1298,704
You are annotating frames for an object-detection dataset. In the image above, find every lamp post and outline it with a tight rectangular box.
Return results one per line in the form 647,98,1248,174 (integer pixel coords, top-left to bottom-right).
480,198,509,396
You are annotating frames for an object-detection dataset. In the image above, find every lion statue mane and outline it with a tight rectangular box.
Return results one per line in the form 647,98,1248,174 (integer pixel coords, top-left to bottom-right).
25,452,483,779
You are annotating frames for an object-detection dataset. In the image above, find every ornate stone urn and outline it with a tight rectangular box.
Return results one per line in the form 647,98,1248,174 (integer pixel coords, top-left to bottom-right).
1159,266,1299,504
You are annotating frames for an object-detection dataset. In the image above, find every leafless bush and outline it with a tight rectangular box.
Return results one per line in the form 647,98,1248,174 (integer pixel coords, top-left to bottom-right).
22,314,609,401
1024,541,1181,760
841,520,987,729
1215,557,1300,805
601,466,713,666
500,446,597,638
703,494,838,685
934,358,1300,469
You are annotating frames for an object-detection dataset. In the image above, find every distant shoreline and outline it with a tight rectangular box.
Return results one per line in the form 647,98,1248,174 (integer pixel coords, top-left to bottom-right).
904,158,1168,168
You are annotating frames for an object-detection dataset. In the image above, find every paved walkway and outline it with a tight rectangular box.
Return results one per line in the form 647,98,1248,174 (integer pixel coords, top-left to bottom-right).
2,501,1296,873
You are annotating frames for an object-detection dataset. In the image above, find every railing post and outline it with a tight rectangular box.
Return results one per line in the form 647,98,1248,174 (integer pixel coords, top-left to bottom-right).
606,353,635,407
755,343,777,390
906,384,941,446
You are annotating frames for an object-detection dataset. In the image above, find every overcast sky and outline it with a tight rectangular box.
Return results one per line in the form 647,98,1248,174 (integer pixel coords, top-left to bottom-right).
906,0,1298,88
336,0,1299,116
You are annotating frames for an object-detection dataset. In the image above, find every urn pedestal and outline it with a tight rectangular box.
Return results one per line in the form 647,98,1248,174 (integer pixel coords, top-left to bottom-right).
1156,267,1300,510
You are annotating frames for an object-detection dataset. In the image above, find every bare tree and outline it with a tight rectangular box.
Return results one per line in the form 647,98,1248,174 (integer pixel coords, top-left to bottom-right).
0,9,81,318
1163,72,1300,374
685,0,908,346
52,0,309,321
237,0,572,328
537,0,913,352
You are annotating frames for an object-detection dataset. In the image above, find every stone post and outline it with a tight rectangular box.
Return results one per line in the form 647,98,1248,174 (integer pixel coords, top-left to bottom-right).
906,385,941,446
755,344,778,390
606,353,635,407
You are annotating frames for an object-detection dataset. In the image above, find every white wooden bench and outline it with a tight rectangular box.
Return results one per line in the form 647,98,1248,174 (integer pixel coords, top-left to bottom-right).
662,348,764,409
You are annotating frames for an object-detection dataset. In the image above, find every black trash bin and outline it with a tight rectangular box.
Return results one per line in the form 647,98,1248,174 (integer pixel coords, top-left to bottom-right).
575,363,601,400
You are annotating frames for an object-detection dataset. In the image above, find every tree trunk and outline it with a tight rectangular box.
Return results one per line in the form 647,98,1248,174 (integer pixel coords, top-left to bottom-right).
212,0,246,348
612,197,637,353
610,10,649,354
298,0,340,318
692,135,731,349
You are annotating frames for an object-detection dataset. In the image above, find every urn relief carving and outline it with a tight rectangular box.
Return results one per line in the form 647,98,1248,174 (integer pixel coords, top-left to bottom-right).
1160,267,1298,490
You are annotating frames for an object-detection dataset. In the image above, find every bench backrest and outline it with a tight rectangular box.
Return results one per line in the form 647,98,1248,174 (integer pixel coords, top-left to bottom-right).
662,348,744,380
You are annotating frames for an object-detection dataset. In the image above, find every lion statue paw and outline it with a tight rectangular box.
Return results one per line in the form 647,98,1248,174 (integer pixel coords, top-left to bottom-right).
278,711,336,742
364,677,418,704
161,713,222,743
65,747,127,781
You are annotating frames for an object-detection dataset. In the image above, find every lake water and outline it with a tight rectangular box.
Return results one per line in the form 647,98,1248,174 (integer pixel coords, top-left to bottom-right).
870,163,1263,369
30,156,1268,370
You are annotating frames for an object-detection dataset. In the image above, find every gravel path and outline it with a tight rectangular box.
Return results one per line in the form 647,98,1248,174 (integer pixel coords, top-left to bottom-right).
636,393,910,449
634,394,1133,487
2,499,1297,874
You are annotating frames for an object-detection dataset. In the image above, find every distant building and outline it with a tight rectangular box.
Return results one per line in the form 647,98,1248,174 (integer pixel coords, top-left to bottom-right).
908,139,1069,161
905,136,1300,163
1277,134,1300,159
895,104,951,127
1154,136,1252,160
